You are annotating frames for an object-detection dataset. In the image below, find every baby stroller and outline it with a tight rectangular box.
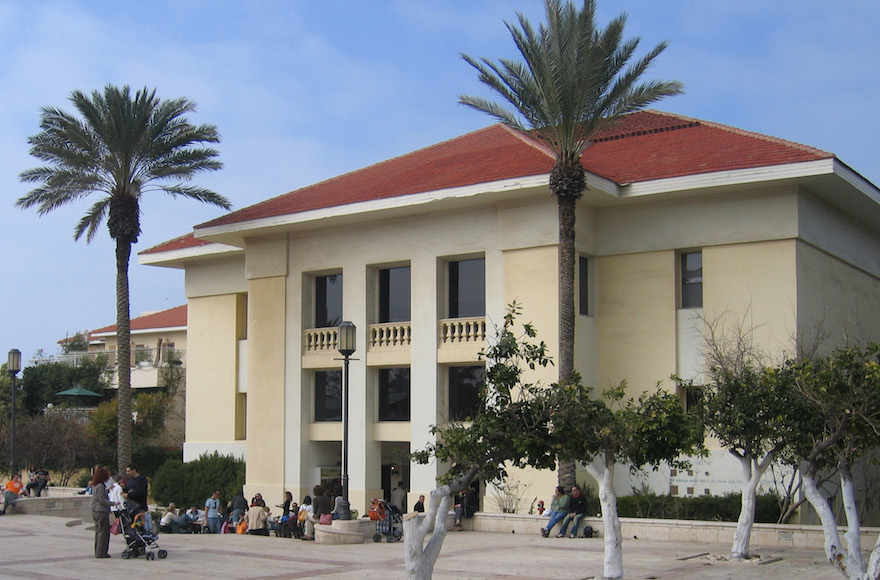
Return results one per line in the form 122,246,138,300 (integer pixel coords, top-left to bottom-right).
118,500,167,560
369,498,403,543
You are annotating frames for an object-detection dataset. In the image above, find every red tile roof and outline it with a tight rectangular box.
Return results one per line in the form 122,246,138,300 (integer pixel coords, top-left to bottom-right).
198,124,556,229
140,111,832,244
90,305,187,336
140,232,212,255
582,111,830,184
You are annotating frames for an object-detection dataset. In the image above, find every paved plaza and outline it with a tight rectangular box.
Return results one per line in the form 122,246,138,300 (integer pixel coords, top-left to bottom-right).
0,515,838,579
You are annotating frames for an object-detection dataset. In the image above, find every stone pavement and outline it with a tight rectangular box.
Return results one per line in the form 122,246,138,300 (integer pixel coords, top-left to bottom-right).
0,515,839,579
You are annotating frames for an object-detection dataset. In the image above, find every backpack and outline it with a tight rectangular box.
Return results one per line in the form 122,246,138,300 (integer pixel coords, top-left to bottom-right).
582,525,595,538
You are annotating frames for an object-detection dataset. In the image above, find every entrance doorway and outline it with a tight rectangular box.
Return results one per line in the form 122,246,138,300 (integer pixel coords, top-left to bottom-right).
380,441,410,509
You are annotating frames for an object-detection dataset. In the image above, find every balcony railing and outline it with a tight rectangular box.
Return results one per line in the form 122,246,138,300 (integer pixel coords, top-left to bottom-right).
47,348,186,370
439,317,486,345
369,322,411,349
304,327,339,353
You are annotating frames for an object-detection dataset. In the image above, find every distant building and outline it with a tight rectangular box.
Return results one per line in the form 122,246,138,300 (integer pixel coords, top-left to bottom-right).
140,111,880,513
55,305,188,447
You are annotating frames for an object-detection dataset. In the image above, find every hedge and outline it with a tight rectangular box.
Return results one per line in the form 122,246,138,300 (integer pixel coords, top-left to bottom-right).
151,452,245,510
616,490,781,523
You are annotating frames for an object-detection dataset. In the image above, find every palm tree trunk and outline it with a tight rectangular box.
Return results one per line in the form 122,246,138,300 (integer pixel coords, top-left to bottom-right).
557,193,577,488
116,238,133,472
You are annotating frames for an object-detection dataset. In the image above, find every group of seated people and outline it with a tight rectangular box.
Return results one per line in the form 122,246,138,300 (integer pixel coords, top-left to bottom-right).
157,486,344,539
539,484,590,538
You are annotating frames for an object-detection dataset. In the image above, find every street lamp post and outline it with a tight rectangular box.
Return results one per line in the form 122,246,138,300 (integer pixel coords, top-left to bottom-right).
7,349,21,478
336,321,356,521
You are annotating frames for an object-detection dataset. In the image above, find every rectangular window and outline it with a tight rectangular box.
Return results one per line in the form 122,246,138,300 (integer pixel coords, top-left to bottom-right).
448,365,484,421
315,274,343,327
378,368,410,421
379,267,411,323
578,256,589,316
680,252,703,309
314,370,342,421
448,258,485,318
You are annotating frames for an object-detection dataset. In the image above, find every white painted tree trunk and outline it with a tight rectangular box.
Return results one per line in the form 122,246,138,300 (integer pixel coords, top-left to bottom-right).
403,487,453,580
730,450,774,559
802,472,871,579
586,457,624,580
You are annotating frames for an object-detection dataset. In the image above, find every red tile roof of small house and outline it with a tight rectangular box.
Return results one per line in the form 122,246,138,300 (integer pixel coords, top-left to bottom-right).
140,110,832,255
90,304,187,336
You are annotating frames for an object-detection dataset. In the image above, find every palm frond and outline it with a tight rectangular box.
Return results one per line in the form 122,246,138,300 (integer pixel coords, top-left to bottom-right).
460,0,682,174
155,184,232,209
18,83,226,242
75,198,110,242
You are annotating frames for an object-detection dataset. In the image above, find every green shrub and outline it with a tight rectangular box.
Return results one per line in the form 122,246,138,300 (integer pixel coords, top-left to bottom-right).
616,490,780,523
133,445,182,479
74,469,92,488
151,452,245,510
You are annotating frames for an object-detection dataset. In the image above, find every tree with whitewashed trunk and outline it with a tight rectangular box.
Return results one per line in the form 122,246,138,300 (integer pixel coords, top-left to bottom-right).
684,312,818,560
791,344,880,580
548,381,704,580
408,304,556,579
686,363,814,560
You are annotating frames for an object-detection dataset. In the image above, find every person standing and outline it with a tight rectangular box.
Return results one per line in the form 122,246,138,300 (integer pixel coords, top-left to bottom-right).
205,490,222,533
123,464,148,510
108,474,125,517
390,481,407,512
124,464,151,532
413,494,426,513
91,466,118,558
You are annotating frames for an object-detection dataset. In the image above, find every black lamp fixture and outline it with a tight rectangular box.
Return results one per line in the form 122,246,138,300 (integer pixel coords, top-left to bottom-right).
336,321,356,520
7,349,21,478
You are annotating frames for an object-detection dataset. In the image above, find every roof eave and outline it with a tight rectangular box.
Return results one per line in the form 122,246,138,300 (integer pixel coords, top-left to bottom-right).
622,158,838,198
193,173,622,247
137,241,242,269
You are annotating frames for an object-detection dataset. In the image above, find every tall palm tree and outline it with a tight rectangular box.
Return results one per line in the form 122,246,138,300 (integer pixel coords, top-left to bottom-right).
17,85,230,472
460,0,682,487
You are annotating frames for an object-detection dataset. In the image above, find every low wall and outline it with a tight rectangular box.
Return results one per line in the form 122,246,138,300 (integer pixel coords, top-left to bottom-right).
8,487,92,519
15,496,878,552
469,512,880,551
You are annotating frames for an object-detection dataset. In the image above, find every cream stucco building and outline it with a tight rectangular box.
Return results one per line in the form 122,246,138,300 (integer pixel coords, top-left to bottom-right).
140,111,880,514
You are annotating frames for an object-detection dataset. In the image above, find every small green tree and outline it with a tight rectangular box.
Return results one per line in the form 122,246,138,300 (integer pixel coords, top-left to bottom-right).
548,380,704,580
792,344,880,579
408,303,554,579
61,332,90,354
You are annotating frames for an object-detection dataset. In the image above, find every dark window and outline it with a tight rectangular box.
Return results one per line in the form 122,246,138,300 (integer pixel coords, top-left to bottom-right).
378,368,410,421
578,256,589,316
448,366,484,421
314,370,342,421
449,258,485,318
681,252,703,308
379,267,411,323
316,274,342,327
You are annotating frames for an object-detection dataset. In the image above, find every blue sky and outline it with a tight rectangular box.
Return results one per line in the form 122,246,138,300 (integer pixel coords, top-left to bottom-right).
2,0,879,364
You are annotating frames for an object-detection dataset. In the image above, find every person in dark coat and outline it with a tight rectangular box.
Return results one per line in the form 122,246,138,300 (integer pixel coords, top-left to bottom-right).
91,466,118,558
312,485,332,519
453,487,479,530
